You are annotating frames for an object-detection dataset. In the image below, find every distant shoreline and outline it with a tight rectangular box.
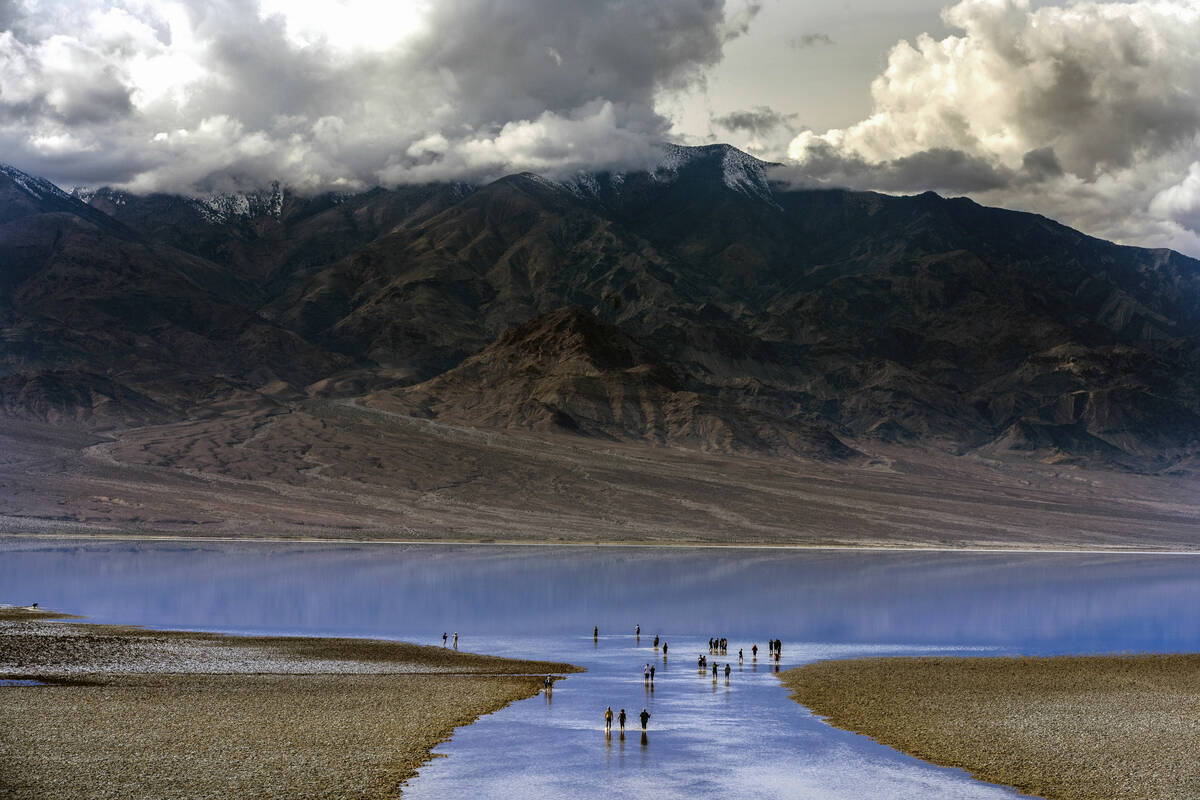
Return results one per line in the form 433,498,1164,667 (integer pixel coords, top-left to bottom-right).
3,529,1200,555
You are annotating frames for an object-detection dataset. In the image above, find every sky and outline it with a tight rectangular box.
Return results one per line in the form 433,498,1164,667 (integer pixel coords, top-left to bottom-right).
1,0,1199,256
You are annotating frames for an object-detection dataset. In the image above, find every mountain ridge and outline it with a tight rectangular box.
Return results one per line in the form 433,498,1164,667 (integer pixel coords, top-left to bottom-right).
2,146,1199,472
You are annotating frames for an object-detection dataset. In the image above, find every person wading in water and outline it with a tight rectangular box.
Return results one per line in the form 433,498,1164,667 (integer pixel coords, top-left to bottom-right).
639,708,651,731
605,706,613,731
618,709,627,730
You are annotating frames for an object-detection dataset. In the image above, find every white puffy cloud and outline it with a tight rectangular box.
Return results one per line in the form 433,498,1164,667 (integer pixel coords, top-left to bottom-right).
1151,162,1200,234
0,0,760,193
782,0,1200,257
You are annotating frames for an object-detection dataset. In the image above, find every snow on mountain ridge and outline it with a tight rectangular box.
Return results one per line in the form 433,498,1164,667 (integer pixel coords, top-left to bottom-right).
555,143,778,204
193,183,283,223
0,164,74,204
654,143,778,203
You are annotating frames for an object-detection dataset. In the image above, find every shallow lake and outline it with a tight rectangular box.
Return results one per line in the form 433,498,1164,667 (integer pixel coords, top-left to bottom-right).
3,539,1199,798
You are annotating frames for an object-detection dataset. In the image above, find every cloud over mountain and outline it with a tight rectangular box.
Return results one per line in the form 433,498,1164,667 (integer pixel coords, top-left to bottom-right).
781,0,1200,256
0,0,759,193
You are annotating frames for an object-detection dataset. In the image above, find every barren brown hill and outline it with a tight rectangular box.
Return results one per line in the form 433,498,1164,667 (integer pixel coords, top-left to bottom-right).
370,306,859,461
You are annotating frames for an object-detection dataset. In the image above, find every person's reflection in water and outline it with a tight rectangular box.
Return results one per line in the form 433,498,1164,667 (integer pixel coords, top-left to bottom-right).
640,731,649,749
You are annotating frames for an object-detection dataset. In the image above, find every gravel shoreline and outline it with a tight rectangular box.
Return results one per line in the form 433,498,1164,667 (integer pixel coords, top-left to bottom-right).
0,607,580,799
781,654,1200,800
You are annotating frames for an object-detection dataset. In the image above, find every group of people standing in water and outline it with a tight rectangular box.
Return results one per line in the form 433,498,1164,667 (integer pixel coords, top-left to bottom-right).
593,624,783,734
604,705,650,732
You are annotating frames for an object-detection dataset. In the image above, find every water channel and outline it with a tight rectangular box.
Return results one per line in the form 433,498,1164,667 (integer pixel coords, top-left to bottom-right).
3,538,1199,798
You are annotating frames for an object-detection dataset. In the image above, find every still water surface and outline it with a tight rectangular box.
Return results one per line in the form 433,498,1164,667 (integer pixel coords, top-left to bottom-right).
3,539,1199,798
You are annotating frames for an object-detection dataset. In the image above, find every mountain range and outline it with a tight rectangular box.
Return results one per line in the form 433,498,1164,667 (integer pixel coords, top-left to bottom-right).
3,143,1200,475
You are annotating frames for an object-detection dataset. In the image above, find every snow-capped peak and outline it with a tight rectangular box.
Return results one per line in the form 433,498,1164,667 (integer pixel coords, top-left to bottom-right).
191,182,284,223
653,143,777,203
555,144,778,205
0,163,74,204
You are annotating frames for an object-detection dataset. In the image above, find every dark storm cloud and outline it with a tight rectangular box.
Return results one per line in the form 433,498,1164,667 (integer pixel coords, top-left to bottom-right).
0,0,761,193
0,0,18,32
1021,147,1063,181
774,142,1013,195
713,106,797,137
408,0,739,131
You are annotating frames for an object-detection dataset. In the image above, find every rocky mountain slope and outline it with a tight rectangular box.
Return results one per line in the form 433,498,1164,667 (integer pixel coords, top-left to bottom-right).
368,306,859,461
2,145,1199,471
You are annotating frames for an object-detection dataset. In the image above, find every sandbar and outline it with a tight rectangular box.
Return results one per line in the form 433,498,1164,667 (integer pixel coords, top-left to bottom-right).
781,654,1200,800
0,606,580,799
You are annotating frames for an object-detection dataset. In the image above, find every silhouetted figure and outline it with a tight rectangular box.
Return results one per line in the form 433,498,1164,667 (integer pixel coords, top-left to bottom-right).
442,632,447,647
724,663,731,679
662,642,668,656
752,643,758,659
639,708,651,730
594,626,599,639
636,624,640,638
712,662,718,679
544,675,553,691
619,708,627,730
739,648,743,664
453,632,458,649
605,706,613,731
650,665,655,682
653,634,659,649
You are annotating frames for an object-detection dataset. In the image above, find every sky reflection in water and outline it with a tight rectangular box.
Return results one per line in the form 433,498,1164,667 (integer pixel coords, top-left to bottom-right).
3,539,1198,799
3,540,1198,654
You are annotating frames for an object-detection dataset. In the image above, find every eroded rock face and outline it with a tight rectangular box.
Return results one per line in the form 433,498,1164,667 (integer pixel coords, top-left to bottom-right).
3,147,1200,469
372,306,860,461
